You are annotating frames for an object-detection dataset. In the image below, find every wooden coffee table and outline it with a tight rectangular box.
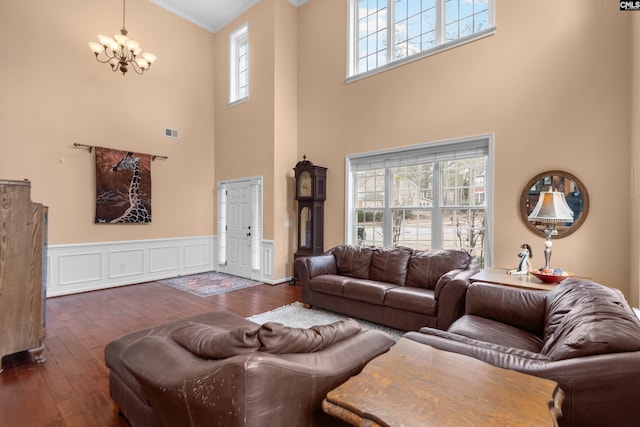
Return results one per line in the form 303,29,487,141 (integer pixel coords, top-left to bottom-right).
322,338,563,427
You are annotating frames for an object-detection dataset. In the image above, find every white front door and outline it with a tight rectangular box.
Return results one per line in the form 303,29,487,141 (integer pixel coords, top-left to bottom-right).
225,180,252,278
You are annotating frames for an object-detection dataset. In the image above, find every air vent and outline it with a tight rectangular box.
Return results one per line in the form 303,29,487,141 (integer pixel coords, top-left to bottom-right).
164,128,179,139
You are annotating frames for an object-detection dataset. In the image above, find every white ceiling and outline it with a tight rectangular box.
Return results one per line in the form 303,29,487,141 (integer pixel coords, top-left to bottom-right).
150,0,308,34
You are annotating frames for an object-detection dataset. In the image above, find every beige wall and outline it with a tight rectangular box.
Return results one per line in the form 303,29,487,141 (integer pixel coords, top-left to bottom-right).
214,0,298,279
3,0,637,299
297,0,633,298
0,0,216,244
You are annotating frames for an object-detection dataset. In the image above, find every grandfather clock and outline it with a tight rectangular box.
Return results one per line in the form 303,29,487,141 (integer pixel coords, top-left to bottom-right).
293,156,327,282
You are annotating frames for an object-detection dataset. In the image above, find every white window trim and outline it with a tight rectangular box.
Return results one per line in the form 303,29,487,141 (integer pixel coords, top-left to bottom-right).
229,23,249,106
344,134,494,266
346,0,496,83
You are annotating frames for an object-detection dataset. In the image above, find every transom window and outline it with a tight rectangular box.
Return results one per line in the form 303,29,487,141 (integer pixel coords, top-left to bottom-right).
347,135,493,266
348,0,495,80
229,24,249,105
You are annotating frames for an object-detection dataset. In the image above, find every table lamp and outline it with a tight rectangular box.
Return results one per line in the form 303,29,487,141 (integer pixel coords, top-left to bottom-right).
527,189,574,270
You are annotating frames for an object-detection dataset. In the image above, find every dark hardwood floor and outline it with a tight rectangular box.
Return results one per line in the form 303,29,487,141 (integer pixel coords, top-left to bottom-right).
0,280,301,427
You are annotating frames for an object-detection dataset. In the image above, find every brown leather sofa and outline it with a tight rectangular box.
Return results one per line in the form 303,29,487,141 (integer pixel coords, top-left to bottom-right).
296,245,480,331
105,309,395,427
405,279,640,427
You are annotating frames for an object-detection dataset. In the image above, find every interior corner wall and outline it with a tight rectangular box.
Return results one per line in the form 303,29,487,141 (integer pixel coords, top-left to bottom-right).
273,0,300,279
297,0,633,298
0,0,216,246
215,0,298,280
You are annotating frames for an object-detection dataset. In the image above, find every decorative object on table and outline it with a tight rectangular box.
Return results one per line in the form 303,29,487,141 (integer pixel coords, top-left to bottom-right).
88,0,156,75
508,243,532,275
520,170,589,238
527,188,574,269
529,267,575,284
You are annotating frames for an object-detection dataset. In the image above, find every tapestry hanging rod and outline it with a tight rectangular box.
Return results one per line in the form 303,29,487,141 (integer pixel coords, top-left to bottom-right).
73,142,168,161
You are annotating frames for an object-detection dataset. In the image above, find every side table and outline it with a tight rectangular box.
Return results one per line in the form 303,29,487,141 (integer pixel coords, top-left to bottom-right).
470,267,558,291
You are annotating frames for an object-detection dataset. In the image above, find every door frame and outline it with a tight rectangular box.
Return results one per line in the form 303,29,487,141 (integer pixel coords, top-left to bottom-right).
217,176,263,280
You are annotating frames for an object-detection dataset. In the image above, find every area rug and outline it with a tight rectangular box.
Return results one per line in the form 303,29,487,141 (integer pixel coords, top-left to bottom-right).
248,301,404,340
157,272,262,297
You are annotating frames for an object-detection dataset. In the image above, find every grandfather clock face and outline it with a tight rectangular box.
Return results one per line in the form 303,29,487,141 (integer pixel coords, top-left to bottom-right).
298,171,312,198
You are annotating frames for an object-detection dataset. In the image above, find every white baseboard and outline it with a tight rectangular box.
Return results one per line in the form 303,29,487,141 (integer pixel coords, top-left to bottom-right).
46,236,287,297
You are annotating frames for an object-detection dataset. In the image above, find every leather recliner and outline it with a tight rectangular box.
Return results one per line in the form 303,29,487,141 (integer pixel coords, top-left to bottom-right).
405,279,640,427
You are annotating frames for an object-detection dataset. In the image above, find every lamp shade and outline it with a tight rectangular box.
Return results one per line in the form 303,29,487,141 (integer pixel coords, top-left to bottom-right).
528,190,574,224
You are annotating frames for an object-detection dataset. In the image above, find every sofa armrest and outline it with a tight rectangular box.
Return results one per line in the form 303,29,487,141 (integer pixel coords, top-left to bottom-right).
434,278,469,329
295,254,337,283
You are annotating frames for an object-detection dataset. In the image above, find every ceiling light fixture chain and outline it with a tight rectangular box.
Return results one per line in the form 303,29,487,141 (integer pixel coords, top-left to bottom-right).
88,0,157,76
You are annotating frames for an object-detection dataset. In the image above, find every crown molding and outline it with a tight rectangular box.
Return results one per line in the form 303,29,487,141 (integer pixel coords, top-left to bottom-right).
288,0,309,6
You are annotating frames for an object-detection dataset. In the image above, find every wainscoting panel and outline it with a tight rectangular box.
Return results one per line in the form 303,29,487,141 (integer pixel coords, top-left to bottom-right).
47,235,288,297
47,236,215,297
109,248,145,279
149,245,181,273
58,252,103,286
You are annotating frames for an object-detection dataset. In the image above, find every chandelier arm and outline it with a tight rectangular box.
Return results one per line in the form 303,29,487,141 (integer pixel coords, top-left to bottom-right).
93,53,114,64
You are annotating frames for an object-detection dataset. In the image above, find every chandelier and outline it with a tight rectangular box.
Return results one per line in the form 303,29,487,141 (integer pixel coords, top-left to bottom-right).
88,0,156,75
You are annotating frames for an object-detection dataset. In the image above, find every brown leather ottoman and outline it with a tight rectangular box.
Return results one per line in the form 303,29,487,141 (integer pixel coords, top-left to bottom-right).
105,310,258,427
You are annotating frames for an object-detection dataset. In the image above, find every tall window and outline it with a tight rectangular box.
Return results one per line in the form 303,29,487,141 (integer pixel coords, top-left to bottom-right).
348,0,495,80
347,135,492,266
229,24,249,105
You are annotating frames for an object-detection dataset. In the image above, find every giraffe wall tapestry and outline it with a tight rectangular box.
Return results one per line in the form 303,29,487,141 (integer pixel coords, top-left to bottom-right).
95,147,152,223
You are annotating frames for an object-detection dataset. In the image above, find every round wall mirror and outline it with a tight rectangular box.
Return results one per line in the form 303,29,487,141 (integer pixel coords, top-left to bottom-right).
519,170,589,238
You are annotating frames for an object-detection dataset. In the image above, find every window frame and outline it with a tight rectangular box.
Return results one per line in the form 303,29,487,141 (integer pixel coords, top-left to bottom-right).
346,0,496,82
229,23,249,106
345,134,494,266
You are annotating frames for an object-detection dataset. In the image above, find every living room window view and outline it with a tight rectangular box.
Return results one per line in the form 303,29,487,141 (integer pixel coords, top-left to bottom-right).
348,0,495,80
349,136,491,266
3,1,640,427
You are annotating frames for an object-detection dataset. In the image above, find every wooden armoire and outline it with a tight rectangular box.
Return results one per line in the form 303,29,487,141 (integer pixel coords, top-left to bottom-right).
0,179,47,369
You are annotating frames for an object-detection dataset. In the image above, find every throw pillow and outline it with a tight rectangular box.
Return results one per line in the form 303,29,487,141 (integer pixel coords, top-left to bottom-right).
170,322,260,359
258,319,362,354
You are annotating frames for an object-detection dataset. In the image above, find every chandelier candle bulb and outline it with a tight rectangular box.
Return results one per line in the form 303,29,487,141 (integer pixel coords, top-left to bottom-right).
88,0,156,76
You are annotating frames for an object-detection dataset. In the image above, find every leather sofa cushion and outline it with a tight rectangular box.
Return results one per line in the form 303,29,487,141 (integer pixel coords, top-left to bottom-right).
448,315,544,353
465,283,546,336
405,249,471,289
258,319,362,354
171,322,260,359
384,286,436,315
343,279,397,305
542,286,640,360
309,274,350,296
333,245,373,279
369,247,412,286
